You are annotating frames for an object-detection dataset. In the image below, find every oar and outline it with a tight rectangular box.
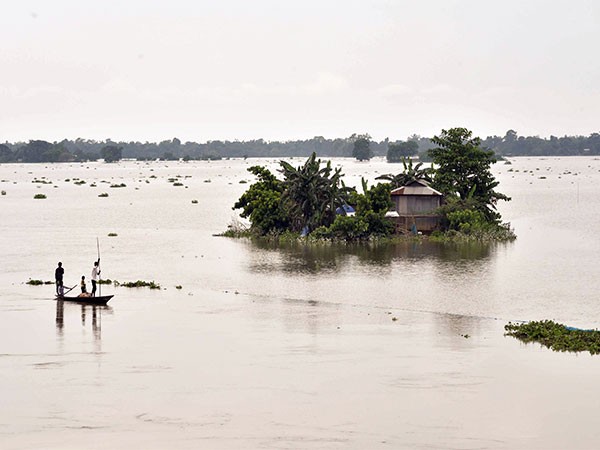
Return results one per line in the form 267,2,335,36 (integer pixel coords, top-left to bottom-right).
60,285,76,296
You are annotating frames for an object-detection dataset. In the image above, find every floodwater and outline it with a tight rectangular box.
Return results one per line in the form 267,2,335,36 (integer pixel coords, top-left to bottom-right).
1,156,600,449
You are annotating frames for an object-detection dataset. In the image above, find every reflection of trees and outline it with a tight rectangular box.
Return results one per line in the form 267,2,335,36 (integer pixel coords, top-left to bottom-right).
246,239,508,275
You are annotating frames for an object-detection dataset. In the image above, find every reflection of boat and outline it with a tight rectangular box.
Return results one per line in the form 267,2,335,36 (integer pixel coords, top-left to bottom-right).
56,295,113,305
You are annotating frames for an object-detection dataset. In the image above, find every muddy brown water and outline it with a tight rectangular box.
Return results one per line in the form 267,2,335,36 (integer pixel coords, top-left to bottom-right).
1,157,600,449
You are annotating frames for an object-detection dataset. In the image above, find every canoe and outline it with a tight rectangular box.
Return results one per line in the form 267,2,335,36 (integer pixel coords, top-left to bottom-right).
56,295,113,305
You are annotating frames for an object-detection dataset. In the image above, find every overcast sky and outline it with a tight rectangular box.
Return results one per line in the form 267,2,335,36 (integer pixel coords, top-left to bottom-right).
1,0,599,143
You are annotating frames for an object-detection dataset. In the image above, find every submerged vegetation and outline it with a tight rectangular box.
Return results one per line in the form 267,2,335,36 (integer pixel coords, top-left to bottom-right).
505,320,600,355
231,128,514,243
26,279,53,285
120,280,161,289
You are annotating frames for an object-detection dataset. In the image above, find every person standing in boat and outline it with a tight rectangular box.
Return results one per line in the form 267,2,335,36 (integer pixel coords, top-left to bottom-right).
55,262,64,296
91,259,100,297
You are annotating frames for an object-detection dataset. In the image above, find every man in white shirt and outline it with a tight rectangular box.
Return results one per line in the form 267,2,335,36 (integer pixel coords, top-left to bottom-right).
91,259,100,297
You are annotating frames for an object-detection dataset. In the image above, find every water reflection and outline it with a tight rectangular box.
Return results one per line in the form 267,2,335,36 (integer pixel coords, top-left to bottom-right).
246,239,506,274
55,299,112,341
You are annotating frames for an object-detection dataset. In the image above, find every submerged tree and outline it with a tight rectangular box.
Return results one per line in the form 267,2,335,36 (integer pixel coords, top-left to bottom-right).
279,152,352,232
233,166,289,235
429,127,510,222
101,145,123,163
351,134,373,161
386,140,419,162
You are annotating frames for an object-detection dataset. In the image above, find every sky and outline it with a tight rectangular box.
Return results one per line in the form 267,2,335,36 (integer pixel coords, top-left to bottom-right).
1,0,599,143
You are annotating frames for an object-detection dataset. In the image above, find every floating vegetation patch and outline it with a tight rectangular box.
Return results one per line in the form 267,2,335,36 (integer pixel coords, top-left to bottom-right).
98,279,113,285
98,193,109,197
1,190,6,195
32,178,52,184
108,232,118,237
34,194,47,199
204,179,211,183
74,180,86,185
121,280,161,289
173,182,184,187
27,279,53,285
191,199,198,204
110,183,127,188
175,285,182,290
505,320,600,355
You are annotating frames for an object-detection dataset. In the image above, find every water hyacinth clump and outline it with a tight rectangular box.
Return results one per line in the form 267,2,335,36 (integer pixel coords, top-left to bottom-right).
26,279,53,285
34,194,47,199
121,280,161,289
505,320,600,355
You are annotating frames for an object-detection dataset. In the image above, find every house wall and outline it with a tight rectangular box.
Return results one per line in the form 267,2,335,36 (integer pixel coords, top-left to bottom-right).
394,196,441,215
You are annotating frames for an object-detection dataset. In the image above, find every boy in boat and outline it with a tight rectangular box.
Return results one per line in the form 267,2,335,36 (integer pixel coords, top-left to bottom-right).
91,259,100,297
55,262,64,296
78,275,90,297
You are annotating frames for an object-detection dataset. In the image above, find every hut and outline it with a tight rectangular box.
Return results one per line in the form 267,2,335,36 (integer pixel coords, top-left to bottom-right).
388,180,443,233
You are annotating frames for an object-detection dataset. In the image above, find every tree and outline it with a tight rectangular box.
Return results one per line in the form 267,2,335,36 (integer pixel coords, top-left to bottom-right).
352,134,373,161
376,157,434,188
233,166,289,235
386,140,418,162
279,152,352,232
430,128,510,221
101,145,123,163
0,144,13,163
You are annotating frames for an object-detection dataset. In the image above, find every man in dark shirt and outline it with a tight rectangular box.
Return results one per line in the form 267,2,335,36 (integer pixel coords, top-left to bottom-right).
55,262,64,296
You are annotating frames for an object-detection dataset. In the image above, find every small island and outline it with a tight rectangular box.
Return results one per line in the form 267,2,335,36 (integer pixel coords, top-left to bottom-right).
227,127,515,242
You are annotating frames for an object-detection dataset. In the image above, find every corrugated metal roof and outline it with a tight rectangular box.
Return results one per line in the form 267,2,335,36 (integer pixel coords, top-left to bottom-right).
390,180,443,196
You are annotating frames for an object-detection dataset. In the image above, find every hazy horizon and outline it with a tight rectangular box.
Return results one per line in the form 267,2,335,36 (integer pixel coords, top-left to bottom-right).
2,0,599,143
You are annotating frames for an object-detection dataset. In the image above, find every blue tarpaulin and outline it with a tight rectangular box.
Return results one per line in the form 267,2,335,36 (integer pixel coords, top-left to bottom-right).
335,204,355,215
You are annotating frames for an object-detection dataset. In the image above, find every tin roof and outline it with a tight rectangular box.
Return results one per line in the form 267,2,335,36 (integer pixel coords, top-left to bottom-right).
390,179,443,197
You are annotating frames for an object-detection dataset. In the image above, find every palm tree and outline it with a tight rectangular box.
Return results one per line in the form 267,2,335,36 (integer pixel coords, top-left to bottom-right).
279,153,352,232
376,157,434,189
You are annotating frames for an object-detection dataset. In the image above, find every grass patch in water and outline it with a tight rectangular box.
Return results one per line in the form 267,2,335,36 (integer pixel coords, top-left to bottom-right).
33,194,47,199
110,183,127,188
27,279,53,285
505,320,600,355
121,280,161,289
98,193,109,197
108,232,118,237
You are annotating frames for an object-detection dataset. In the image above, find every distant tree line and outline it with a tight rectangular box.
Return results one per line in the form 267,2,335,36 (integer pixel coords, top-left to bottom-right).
1,130,599,164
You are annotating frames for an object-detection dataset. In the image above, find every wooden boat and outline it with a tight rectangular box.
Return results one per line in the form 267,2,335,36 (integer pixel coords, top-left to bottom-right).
56,295,113,305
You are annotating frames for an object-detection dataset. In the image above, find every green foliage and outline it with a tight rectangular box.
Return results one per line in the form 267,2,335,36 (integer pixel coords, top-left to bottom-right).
98,193,109,197
430,128,510,222
108,232,118,237
313,181,393,241
27,279,53,285
233,165,289,235
376,157,434,188
101,145,123,163
33,194,47,199
121,280,161,289
505,320,600,355
446,209,487,234
279,152,352,232
352,134,373,161
387,141,419,162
